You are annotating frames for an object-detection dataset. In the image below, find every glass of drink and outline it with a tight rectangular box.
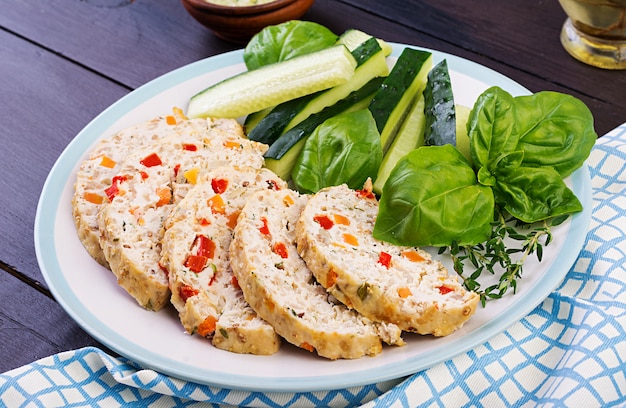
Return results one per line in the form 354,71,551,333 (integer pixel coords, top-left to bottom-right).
558,0,626,69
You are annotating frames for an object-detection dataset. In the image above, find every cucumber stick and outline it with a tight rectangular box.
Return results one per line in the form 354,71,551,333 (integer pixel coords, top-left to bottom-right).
264,76,385,180
246,37,388,144
337,29,393,57
373,92,426,194
368,48,433,154
186,45,357,119
455,104,472,162
423,59,456,147
243,107,272,132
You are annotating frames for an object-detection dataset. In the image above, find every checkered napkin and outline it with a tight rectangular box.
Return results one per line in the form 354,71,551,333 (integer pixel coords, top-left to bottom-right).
2,124,625,408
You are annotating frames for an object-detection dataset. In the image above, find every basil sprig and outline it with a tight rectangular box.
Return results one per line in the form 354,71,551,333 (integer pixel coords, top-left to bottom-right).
374,86,596,247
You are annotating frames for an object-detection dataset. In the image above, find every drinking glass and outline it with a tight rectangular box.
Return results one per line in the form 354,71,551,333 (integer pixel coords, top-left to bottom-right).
558,0,626,69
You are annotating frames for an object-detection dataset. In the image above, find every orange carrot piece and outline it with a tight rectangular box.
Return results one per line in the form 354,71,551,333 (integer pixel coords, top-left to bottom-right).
197,315,217,337
155,186,172,207
300,342,315,353
99,155,117,168
283,194,295,206
207,194,225,214
227,210,240,229
402,250,425,262
343,233,359,246
223,140,241,149
398,287,412,298
333,214,350,226
326,268,338,287
83,191,104,204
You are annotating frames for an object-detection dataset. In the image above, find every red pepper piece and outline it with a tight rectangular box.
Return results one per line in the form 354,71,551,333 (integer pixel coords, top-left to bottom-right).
438,285,454,295
179,284,199,302
377,252,392,269
259,217,270,236
173,164,181,177
356,189,375,199
194,235,216,259
211,178,228,194
313,215,334,230
183,143,197,151
140,152,162,167
272,242,289,259
184,235,216,273
184,255,208,273
104,175,127,202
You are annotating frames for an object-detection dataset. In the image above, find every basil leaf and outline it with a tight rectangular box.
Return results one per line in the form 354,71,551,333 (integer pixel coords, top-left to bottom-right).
244,21,338,71
468,86,594,223
373,145,494,247
468,87,520,170
513,91,597,177
291,109,382,194
492,166,583,223
469,87,596,178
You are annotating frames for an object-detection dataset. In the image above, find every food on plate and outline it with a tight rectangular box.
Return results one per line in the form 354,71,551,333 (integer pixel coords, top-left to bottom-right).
186,44,357,119
72,108,187,267
296,182,480,336
243,20,338,71
291,109,382,194
246,34,389,145
263,76,385,180
70,20,597,360
422,60,456,148
374,144,496,248
230,188,404,359
160,166,286,355
97,117,267,311
368,47,433,154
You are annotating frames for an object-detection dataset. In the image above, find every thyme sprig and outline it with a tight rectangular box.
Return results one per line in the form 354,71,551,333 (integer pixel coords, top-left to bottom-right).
439,207,569,307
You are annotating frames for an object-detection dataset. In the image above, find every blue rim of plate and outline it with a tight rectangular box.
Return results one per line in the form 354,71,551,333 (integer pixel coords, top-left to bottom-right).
34,43,593,393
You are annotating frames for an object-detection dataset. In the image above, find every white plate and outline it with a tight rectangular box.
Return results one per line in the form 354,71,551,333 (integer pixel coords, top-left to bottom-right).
35,43,592,393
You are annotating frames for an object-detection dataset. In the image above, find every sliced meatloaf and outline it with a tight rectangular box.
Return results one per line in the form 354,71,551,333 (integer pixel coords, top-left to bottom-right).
230,188,404,359
97,117,267,311
160,166,285,355
295,183,479,337
72,109,187,267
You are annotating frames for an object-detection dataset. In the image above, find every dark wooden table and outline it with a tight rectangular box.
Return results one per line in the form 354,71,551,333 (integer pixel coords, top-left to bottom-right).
1,0,624,374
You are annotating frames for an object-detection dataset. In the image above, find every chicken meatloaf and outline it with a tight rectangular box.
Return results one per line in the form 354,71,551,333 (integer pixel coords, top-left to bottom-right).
97,117,267,311
73,109,187,267
230,188,404,359
159,166,286,355
295,183,480,336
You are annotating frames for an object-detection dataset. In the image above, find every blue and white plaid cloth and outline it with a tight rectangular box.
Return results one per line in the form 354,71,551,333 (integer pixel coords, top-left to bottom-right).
2,123,626,408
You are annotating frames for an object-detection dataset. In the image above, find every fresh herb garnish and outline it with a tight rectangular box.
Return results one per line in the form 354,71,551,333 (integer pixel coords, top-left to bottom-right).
439,207,569,306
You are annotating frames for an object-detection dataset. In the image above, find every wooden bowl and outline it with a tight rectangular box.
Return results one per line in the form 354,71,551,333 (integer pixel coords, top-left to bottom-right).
181,0,316,44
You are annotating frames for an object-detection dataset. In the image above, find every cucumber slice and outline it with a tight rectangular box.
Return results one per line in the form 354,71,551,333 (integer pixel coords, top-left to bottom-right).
247,37,388,145
337,29,393,57
455,104,472,162
373,92,426,194
243,107,272,134
264,77,385,180
368,48,433,154
186,45,357,119
423,59,456,147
